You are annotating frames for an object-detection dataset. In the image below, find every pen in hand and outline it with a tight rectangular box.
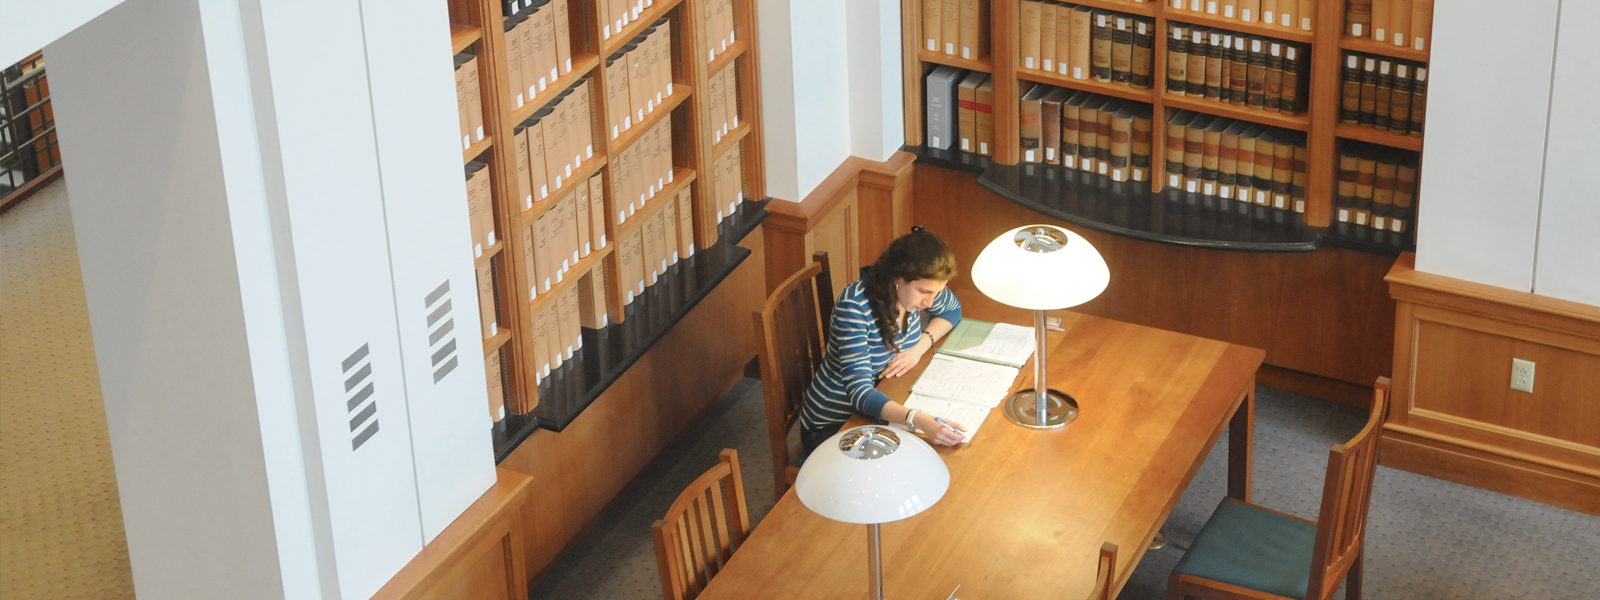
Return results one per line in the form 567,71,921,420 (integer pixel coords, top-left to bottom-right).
934,417,967,440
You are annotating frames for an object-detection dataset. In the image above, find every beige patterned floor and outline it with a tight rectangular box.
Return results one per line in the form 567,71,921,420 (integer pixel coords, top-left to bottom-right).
1,179,136,599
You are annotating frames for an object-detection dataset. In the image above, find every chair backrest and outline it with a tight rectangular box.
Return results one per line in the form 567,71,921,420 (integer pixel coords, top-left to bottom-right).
1305,377,1391,600
651,449,752,600
752,251,834,497
1087,542,1119,600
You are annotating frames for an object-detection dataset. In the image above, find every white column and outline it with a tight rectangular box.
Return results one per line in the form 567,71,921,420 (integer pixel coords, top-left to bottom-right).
1533,0,1600,306
44,0,496,596
0,0,130,65
846,0,905,163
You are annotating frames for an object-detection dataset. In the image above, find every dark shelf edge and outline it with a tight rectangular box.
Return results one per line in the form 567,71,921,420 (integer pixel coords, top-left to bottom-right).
907,144,1412,257
492,200,769,462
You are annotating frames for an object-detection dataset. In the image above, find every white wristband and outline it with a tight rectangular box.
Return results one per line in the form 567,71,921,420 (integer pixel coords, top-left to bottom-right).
904,408,920,430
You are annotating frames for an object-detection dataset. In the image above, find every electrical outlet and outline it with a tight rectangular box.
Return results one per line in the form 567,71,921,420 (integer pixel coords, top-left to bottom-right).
1511,358,1536,393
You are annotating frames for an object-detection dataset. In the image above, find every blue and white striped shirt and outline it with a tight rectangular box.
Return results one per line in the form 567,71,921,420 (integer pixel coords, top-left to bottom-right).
799,269,962,432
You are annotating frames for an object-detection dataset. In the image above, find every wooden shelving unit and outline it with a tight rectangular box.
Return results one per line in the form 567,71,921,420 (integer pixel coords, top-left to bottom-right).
447,0,764,420
902,0,1430,228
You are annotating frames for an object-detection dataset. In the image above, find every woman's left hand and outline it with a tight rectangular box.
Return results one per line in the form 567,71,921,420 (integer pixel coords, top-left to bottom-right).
882,333,933,378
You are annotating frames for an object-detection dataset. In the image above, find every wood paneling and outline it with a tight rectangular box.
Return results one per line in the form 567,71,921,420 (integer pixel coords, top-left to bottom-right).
373,469,532,600
912,164,1394,389
498,226,767,584
1384,253,1600,515
765,152,915,294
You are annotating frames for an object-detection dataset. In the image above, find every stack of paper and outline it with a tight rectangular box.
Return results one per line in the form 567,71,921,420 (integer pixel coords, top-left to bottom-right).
898,320,1036,443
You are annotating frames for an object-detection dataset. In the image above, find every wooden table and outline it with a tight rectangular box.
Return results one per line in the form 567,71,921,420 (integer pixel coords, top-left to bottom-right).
699,296,1264,600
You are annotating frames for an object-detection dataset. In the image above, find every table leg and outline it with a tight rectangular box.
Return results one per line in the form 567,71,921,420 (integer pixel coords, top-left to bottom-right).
1227,374,1255,502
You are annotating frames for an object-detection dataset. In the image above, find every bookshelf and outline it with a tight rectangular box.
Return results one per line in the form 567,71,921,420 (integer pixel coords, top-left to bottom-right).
446,0,764,444
902,0,1430,235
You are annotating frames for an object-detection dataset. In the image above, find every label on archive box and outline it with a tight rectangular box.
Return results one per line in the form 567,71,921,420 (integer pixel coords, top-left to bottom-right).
1242,9,1252,21
980,142,989,154
1225,5,1234,17
1065,155,1076,168
1207,1,1217,13
1043,59,1054,72
1338,209,1350,222
946,42,956,54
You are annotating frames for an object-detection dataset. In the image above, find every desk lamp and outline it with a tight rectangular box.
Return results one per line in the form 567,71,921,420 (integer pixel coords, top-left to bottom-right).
795,425,950,600
970,224,1109,429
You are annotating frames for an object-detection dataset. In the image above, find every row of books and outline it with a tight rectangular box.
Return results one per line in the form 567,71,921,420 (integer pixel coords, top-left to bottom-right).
465,161,498,259
708,62,741,144
1021,85,1156,183
711,147,748,221
698,0,741,64
513,78,596,210
525,173,608,298
921,0,991,60
1167,0,1316,31
454,53,485,151
602,20,676,141
487,347,509,420
1346,0,1434,51
1019,3,1155,89
528,271,601,383
1336,141,1416,233
618,188,697,304
1340,53,1426,137
611,119,679,228
1168,25,1308,115
924,67,988,154
503,0,575,110
1165,111,1308,212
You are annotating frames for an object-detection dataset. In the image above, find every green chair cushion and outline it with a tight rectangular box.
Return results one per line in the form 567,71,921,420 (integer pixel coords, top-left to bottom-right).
1172,499,1318,599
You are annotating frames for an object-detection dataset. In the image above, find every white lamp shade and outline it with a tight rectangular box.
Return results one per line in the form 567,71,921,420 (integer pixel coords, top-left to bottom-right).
971,225,1110,311
795,426,951,525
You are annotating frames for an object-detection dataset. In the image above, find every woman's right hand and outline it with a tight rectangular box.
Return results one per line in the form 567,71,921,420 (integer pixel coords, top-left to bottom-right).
913,412,967,446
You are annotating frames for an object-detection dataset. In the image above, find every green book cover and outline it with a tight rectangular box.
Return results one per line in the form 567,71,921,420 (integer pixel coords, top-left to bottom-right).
936,318,1034,368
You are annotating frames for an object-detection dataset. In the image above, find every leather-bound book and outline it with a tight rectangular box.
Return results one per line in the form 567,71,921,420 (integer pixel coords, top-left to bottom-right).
1201,117,1229,196
1371,0,1391,43
1110,105,1136,182
1298,0,1314,30
924,0,942,51
1165,110,1196,189
1019,84,1047,163
1340,53,1362,124
961,0,990,60
1132,19,1154,89
1186,27,1208,97
1389,63,1413,134
1061,91,1089,169
1392,158,1416,233
1237,124,1263,201
1354,146,1377,226
1166,24,1189,95
1271,131,1294,210
1095,101,1118,176
1204,31,1225,101
1358,56,1378,126
1409,66,1426,137
1219,121,1247,199
1131,105,1154,182
1291,135,1308,214
1056,3,1074,75
1021,0,1042,69
1042,88,1070,164
1112,15,1133,85
1079,95,1110,171
1410,0,1433,51
1263,41,1283,111
1229,36,1249,104
1070,6,1094,80
958,71,985,153
1183,114,1213,192
976,77,996,155
1374,59,1394,129
1246,38,1267,108
1347,0,1371,37
1251,130,1274,205
1041,2,1058,73
1280,45,1301,114
1091,10,1115,82
1372,150,1397,231
1335,146,1358,223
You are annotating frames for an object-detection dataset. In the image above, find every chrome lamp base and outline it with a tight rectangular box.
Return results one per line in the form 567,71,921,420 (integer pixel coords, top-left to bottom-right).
1002,389,1079,429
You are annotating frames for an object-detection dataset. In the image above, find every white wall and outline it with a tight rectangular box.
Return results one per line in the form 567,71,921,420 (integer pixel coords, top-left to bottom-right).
758,0,904,200
0,0,128,65
1415,0,1600,306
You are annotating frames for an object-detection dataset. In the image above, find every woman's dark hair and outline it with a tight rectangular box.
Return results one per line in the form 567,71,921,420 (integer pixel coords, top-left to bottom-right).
865,227,957,352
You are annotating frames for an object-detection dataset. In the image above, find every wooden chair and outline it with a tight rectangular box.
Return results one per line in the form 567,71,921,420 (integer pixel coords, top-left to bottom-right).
1168,377,1391,600
1089,542,1120,600
752,251,834,497
651,449,752,600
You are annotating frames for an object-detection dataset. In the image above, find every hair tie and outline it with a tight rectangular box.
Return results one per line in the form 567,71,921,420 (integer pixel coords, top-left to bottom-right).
911,225,926,234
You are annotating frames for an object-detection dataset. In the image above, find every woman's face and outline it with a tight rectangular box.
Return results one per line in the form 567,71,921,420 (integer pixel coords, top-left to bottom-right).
895,278,948,313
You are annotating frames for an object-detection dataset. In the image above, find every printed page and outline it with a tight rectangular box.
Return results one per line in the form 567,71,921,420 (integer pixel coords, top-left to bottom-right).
941,320,1037,367
900,394,992,443
910,354,1021,409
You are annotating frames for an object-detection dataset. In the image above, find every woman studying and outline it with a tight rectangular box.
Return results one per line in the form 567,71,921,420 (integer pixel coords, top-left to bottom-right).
798,227,969,454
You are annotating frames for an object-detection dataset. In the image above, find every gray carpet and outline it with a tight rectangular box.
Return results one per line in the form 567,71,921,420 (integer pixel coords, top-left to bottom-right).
530,379,1600,599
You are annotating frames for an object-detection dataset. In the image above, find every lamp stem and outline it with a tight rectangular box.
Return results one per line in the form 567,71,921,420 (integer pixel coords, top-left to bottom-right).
1034,309,1049,427
868,523,884,600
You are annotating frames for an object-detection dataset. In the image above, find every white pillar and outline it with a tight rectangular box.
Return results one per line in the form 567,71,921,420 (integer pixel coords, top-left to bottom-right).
44,0,496,597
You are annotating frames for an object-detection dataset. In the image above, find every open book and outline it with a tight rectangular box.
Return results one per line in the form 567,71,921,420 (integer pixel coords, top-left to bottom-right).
899,319,1035,443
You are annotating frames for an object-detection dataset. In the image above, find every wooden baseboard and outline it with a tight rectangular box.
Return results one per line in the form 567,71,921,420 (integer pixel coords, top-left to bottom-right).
1256,364,1373,410
1381,428,1600,517
0,164,63,214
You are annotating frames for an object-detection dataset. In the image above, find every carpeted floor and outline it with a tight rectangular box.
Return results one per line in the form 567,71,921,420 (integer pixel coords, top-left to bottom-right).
531,377,1600,600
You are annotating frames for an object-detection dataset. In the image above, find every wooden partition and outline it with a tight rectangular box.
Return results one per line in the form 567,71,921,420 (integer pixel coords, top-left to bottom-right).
764,152,915,294
1383,254,1600,516
374,469,533,600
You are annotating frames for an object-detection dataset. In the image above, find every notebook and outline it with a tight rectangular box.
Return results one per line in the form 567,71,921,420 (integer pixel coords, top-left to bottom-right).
897,320,1036,443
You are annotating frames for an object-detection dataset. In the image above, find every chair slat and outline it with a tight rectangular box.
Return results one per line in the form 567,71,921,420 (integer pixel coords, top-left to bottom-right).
753,253,834,498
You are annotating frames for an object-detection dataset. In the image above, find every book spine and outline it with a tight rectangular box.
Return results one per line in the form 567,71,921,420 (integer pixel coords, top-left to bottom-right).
924,0,942,52
1389,63,1413,134
1393,160,1417,232
1280,45,1300,115
1252,137,1274,203
1019,89,1043,163
1390,0,1412,47
1246,38,1266,108
1061,102,1081,166
1347,0,1372,37
1095,108,1113,176
1240,0,1260,23
1040,3,1057,72
959,80,978,153
1020,0,1042,69
975,81,995,155
1336,149,1357,223
1070,8,1093,80
1372,153,1397,230
1166,24,1189,95
1292,143,1308,213
1111,16,1133,85
1263,42,1283,111
1183,121,1205,191
1372,0,1391,43
1410,66,1426,137
1271,138,1293,209
1131,19,1154,89
1042,98,1062,164
961,0,984,59
1298,0,1314,30
1165,117,1186,188
944,0,962,55
1374,59,1394,129
1204,31,1224,101
1358,56,1377,126
1411,0,1433,51
1079,106,1099,170
1056,4,1074,75
1110,113,1132,182
1091,11,1114,82
1229,37,1249,104
476,259,498,339
1201,125,1222,195
1340,53,1362,124
1236,133,1257,199
1354,150,1376,226
1185,28,1207,97
1132,114,1153,182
